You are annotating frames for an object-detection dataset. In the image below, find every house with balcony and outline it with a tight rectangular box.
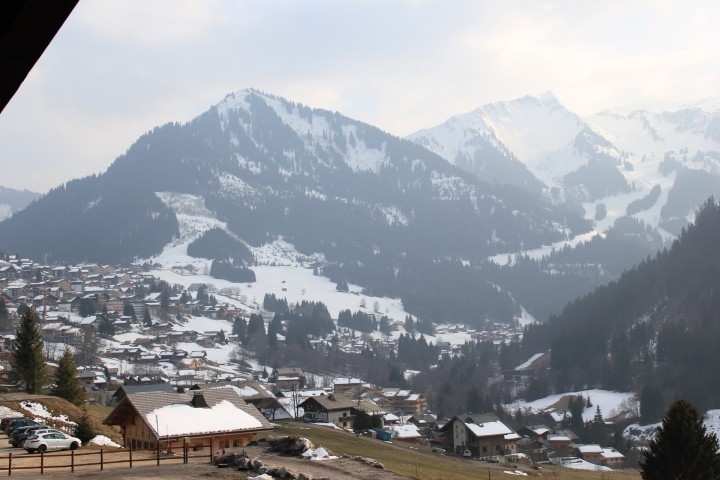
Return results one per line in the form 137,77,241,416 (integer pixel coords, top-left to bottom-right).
440,413,519,457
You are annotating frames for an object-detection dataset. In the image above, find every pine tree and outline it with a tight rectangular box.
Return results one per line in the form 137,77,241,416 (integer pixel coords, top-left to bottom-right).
73,405,96,445
143,308,152,327
11,308,49,394
51,347,85,405
640,399,720,479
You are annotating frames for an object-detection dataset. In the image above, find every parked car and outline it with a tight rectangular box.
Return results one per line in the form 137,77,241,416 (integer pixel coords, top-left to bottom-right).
13,426,56,448
487,456,500,463
462,449,472,458
25,432,82,454
5,418,38,435
9,424,49,447
0,417,25,432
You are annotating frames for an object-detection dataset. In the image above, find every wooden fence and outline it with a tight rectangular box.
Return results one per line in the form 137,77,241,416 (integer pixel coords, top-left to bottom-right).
0,441,214,476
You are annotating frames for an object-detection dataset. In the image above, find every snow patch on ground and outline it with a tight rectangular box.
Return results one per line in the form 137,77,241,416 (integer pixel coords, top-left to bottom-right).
0,406,23,418
90,435,121,447
20,401,76,425
509,389,636,422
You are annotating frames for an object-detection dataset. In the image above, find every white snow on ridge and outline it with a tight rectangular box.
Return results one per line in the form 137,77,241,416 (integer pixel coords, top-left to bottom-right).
411,93,592,188
488,230,601,266
0,204,11,221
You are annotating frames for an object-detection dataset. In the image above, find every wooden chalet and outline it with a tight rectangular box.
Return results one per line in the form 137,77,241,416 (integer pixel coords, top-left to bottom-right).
104,389,273,451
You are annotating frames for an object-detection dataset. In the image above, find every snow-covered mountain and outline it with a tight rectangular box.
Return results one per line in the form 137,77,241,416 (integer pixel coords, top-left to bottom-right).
0,89,587,325
409,94,720,238
0,186,39,221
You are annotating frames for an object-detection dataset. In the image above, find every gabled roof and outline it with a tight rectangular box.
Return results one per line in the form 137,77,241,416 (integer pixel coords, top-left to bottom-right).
112,382,176,399
104,389,272,438
299,393,357,411
465,421,513,438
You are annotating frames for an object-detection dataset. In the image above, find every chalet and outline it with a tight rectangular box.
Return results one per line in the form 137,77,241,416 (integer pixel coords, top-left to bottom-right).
577,444,604,464
333,377,363,394
440,413,520,457
407,413,437,433
196,336,215,348
299,393,357,429
517,424,551,444
0,265,17,280
103,297,124,314
390,424,423,443
41,322,83,346
378,388,428,414
50,278,72,292
547,435,574,455
77,368,107,391
274,367,304,390
601,448,625,468
104,389,274,450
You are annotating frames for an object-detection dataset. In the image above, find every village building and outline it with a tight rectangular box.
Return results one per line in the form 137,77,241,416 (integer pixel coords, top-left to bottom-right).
299,393,357,429
104,389,273,451
440,413,520,457
601,447,626,468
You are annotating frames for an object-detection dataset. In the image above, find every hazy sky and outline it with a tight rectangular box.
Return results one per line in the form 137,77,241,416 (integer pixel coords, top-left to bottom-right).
1,0,719,193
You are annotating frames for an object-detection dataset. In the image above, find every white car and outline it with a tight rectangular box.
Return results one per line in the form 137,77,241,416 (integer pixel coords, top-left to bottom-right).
462,449,472,458
25,432,81,454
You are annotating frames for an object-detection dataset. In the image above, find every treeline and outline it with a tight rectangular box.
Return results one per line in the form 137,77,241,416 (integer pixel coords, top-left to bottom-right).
523,197,720,411
209,259,256,283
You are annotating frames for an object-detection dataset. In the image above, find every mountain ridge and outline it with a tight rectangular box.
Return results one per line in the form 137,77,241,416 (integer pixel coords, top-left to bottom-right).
0,89,587,325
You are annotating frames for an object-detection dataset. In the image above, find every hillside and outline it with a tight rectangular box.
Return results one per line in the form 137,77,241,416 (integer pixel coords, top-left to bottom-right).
524,197,720,411
0,392,119,442
0,185,39,222
0,89,589,325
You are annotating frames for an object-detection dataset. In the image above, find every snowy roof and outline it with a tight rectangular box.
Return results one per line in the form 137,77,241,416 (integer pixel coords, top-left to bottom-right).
106,389,272,438
505,433,521,441
465,420,513,438
391,424,421,439
514,353,545,370
578,444,603,454
548,436,571,442
601,448,625,459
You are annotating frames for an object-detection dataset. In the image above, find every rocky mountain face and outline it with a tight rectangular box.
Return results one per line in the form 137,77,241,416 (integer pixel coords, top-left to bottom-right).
0,89,587,325
409,94,720,238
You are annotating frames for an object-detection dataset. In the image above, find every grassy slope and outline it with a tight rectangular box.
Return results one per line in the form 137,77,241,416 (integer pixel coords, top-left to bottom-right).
0,394,121,443
261,422,641,480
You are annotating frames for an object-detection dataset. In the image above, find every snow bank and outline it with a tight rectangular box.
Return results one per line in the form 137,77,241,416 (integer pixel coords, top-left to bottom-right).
301,446,338,461
20,401,76,425
89,435,121,447
0,406,23,418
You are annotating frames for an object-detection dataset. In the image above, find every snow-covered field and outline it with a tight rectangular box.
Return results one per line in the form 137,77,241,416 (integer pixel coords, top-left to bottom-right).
508,389,637,422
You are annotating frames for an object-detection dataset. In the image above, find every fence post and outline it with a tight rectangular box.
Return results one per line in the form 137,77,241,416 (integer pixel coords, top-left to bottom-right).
129,442,133,469
40,450,44,475
8,452,11,477
183,438,187,464
71,450,75,473
100,449,104,471
156,441,160,466
210,437,214,464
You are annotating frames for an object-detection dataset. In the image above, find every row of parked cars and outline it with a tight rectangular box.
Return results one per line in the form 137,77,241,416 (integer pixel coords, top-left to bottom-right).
1,417,82,454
